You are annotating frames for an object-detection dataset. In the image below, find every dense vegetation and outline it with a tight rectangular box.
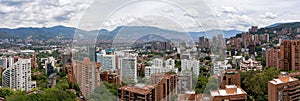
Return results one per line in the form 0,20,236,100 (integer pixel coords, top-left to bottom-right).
241,67,281,101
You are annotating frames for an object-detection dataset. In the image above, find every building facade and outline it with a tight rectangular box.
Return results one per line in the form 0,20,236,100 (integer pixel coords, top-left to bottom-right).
2,58,32,91
220,70,241,89
280,40,300,71
96,50,116,71
181,59,199,76
266,48,280,68
118,54,138,83
73,57,100,97
268,72,300,101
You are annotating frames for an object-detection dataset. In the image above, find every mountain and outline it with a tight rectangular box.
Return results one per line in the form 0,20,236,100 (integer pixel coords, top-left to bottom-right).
0,25,85,39
265,23,284,28
0,25,241,41
189,30,242,40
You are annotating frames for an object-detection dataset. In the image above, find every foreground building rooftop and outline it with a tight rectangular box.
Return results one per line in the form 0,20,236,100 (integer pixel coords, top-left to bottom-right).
210,85,247,101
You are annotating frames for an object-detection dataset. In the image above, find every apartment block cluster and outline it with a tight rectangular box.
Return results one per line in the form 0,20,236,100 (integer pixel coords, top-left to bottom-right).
226,26,269,54
266,40,300,71
0,54,38,91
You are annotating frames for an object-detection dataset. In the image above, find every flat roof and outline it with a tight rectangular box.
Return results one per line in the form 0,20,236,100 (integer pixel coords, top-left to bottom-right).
269,77,298,85
210,85,247,96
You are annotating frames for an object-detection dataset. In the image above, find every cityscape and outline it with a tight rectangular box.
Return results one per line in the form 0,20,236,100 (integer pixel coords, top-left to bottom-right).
1,0,300,101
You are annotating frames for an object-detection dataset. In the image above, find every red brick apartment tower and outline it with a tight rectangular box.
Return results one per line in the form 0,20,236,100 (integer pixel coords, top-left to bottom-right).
280,40,300,71
268,72,300,101
73,57,100,97
266,48,280,68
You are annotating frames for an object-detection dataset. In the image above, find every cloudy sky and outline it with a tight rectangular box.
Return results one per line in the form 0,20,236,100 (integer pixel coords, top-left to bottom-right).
0,0,299,32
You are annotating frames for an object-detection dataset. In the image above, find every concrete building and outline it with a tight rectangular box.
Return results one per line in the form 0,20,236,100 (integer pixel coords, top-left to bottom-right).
268,72,300,101
43,57,56,76
145,66,178,79
0,57,7,70
165,58,175,68
280,40,300,71
118,53,138,83
178,72,193,93
232,56,243,69
61,52,72,65
144,58,177,79
213,61,226,75
96,50,116,71
2,58,32,91
210,85,247,101
199,36,210,49
152,58,163,67
181,59,199,76
73,57,101,97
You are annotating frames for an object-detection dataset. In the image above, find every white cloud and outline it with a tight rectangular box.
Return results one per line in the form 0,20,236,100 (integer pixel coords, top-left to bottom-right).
220,6,238,14
260,12,278,19
0,0,300,32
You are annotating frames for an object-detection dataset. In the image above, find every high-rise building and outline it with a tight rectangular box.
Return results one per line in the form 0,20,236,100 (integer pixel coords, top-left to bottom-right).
242,32,251,48
234,38,242,50
177,72,193,93
145,66,178,79
0,57,7,70
152,58,163,67
268,72,300,101
150,73,178,101
250,26,258,33
181,59,199,76
266,48,280,68
61,52,72,65
73,57,100,97
165,58,175,68
280,40,300,71
118,53,138,83
44,57,56,76
96,50,116,71
199,36,209,49
145,58,177,79
2,58,32,91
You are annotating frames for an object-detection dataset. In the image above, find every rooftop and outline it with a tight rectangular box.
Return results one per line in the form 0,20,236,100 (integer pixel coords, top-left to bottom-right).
210,85,247,96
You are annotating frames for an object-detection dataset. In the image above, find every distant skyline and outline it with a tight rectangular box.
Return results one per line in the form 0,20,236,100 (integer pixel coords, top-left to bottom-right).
0,0,300,32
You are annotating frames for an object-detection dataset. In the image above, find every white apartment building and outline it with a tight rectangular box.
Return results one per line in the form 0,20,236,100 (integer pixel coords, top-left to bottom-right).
152,58,163,67
2,58,32,91
96,50,116,71
213,61,227,75
181,59,200,76
145,66,178,79
165,58,175,68
145,58,177,79
117,51,138,83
